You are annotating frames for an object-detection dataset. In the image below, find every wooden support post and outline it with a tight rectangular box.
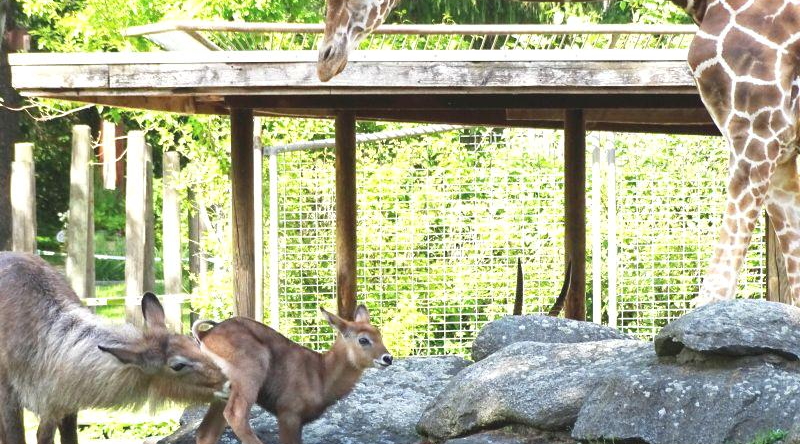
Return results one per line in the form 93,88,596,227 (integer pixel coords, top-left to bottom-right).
162,151,183,331
230,108,256,319
11,143,36,253
125,131,154,325
564,109,586,321
66,126,95,300
253,117,264,322
336,112,358,320
766,214,792,304
268,145,280,330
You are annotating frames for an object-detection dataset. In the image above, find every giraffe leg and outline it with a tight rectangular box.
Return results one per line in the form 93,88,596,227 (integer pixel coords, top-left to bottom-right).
765,153,800,300
694,142,781,306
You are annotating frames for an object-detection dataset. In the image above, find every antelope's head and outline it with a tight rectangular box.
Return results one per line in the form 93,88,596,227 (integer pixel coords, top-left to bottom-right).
317,0,398,81
321,305,393,369
98,293,227,403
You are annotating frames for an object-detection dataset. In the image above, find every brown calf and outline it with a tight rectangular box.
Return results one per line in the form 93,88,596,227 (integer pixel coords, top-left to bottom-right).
192,305,392,444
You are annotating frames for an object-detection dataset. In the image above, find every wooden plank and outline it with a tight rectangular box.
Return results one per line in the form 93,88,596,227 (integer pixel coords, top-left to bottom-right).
564,110,586,321
11,143,36,253
336,112,358,320
125,131,154,325
229,94,705,110
162,151,183,332
230,108,256,319
10,64,108,89
66,126,95,300
106,60,694,91
507,108,714,125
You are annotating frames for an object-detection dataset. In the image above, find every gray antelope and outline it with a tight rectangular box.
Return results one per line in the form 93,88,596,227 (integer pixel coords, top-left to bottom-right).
0,252,227,444
191,305,392,444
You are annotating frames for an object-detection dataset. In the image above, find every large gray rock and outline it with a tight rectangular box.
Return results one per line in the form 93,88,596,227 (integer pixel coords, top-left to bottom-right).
417,340,654,441
655,299,800,359
160,357,469,444
572,354,800,444
471,315,633,361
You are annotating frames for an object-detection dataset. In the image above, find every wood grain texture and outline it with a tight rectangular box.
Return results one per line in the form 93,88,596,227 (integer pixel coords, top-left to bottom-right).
231,108,256,319
564,110,586,321
66,126,95,300
336,113,357,321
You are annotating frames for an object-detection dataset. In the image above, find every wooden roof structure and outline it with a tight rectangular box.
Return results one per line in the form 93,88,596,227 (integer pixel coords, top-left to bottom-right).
9,22,714,321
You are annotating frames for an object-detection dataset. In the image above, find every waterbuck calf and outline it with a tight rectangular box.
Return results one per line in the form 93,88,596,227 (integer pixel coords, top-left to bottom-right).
0,252,227,444
191,305,392,444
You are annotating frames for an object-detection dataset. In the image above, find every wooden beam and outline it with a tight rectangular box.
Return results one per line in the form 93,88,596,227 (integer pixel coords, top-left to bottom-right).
230,108,256,319
564,110,586,321
336,112,358,320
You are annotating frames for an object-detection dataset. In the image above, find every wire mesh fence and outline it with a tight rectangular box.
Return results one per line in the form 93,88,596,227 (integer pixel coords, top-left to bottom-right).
268,123,765,357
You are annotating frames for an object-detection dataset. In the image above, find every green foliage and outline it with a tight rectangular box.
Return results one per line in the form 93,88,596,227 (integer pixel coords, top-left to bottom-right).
741,430,789,444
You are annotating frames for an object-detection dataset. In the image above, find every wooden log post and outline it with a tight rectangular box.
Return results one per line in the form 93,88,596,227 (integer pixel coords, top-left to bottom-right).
66,126,95,300
564,109,586,321
766,214,792,304
253,117,264,322
230,108,256,319
125,131,155,325
336,113,358,320
11,143,36,253
162,151,183,331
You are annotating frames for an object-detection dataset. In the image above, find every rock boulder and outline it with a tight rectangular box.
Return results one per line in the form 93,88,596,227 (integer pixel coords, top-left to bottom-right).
471,315,633,361
654,299,800,359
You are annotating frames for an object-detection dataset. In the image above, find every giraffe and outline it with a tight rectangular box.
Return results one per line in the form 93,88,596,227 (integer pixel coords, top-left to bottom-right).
317,0,400,81
317,0,800,305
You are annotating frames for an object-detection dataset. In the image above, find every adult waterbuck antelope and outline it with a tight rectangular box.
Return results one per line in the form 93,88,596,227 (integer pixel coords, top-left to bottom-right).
0,252,227,444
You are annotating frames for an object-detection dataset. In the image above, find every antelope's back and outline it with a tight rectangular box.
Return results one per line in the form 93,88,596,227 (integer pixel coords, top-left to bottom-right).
0,252,83,367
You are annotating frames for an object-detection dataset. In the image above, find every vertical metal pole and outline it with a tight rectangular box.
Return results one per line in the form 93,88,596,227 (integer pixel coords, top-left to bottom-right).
564,109,586,321
607,145,618,328
336,113,358,320
253,117,264,322
230,108,256,319
591,142,603,324
268,147,280,330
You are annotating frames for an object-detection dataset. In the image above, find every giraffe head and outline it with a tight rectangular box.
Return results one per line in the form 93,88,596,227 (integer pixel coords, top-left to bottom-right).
317,0,397,81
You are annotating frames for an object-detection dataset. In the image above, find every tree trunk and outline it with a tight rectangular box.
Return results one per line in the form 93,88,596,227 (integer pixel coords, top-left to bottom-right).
0,0,20,251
